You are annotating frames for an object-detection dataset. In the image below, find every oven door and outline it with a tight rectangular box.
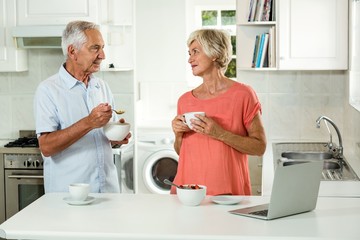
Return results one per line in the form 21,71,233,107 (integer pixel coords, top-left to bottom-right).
5,169,44,219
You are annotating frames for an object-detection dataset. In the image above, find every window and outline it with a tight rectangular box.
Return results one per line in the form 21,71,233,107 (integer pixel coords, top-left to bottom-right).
186,0,236,87
196,5,236,79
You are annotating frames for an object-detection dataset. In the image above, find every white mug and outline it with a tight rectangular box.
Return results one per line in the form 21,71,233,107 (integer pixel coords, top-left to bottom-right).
69,183,90,201
183,111,205,129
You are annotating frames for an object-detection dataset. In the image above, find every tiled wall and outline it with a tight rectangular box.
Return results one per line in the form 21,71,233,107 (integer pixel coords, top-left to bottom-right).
0,49,134,143
238,70,346,142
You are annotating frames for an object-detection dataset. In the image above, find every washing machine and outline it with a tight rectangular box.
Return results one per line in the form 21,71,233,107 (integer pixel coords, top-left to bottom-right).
113,140,134,193
135,133,179,194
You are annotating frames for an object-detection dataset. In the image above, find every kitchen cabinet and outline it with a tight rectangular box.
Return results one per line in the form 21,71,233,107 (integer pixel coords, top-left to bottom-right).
349,0,360,112
100,0,134,71
15,0,99,25
1,0,134,72
236,0,348,70
0,149,4,224
0,0,27,72
249,155,262,195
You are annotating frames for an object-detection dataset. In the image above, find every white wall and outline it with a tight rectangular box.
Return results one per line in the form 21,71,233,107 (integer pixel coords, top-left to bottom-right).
135,0,188,130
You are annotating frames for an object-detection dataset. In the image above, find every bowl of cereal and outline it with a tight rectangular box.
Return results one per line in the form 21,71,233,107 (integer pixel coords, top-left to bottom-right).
176,184,206,206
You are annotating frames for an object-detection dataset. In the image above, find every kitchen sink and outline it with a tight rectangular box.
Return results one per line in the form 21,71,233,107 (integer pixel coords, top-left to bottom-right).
281,151,333,160
273,142,360,181
282,159,341,170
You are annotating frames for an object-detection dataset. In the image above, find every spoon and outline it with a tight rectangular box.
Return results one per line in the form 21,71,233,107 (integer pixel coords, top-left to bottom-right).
163,179,183,189
112,109,125,115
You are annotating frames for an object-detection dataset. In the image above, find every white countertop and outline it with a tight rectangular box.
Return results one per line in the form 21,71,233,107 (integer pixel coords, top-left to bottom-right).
261,141,360,197
1,193,360,240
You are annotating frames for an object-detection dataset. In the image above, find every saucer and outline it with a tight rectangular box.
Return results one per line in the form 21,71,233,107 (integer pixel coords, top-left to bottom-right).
210,195,242,205
63,196,95,206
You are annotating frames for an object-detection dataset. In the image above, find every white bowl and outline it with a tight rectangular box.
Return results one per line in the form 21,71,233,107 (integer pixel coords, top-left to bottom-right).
176,184,207,206
103,122,130,141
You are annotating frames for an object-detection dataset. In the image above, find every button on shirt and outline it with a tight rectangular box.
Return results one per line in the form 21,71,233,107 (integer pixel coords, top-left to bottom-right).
34,65,120,193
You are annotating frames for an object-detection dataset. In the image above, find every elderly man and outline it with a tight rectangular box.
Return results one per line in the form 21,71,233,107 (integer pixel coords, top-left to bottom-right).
34,21,130,193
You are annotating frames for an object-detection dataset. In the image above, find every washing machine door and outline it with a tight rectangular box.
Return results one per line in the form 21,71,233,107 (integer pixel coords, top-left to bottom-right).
143,149,178,194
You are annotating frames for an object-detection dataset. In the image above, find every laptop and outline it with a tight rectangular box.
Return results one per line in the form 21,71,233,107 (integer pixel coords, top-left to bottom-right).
229,161,323,220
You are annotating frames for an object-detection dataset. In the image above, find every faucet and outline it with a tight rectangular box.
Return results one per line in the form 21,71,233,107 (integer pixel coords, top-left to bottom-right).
316,116,343,158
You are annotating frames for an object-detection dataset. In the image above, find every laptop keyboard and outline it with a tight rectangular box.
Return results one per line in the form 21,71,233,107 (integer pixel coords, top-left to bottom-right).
249,209,268,216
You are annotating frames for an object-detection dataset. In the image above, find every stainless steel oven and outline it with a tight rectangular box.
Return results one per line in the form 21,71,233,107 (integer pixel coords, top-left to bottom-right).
0,131,44,223
4,153,44,220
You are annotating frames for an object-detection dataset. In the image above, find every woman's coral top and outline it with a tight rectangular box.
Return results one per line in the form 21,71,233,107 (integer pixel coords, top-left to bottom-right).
172,82,262,196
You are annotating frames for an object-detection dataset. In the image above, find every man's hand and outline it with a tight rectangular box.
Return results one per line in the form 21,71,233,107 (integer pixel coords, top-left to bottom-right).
87,103,112,128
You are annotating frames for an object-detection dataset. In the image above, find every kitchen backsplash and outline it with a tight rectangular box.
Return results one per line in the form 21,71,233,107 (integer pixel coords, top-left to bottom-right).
0,49,359,159
238,70,346,141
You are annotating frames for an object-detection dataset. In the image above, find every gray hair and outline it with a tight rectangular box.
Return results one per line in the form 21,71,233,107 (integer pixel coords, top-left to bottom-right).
187,29,232,72
61,21,99,57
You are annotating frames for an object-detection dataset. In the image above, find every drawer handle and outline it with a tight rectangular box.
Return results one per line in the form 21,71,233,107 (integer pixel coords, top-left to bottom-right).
8,175,43,179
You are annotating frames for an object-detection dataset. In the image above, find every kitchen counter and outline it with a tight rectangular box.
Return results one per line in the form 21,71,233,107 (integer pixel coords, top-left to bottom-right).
1,193,360,240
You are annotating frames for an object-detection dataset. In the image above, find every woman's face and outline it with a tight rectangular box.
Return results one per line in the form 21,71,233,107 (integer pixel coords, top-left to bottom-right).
188,40,214,77
74,29,105,74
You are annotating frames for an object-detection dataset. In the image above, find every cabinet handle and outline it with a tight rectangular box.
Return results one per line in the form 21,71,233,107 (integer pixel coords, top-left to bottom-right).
8,175,43,179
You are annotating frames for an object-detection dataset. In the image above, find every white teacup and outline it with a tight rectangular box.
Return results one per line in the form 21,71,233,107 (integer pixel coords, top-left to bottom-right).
183,112,205,129
69,183,90,201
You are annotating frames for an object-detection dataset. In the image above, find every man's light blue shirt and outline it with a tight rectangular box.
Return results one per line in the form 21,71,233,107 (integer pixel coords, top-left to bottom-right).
34,65,120,193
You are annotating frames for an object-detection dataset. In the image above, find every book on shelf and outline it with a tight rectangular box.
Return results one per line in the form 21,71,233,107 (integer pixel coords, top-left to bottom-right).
255,0,265,21
247,0,275,22
268,26,276,68
247,0,257,22
251,35,260,68
271,0,276,21
262,0,272,21
255,33,265,67
252,32,270,68
259,33,269,67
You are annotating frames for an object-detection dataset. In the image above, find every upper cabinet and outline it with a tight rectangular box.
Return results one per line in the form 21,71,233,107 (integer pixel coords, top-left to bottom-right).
100,0,134,71
236,0,348,71
1,0,133,72
0,0,27,72
278,0,348,70
15,0,99,25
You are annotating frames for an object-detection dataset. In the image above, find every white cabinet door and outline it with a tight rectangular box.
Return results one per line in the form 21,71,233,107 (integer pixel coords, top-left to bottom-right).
278,0,348,70
16,0,99,25
0,0,27,72
107,0,133,25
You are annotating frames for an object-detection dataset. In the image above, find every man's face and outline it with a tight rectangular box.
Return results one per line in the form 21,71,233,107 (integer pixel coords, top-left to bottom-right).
74,29,105,74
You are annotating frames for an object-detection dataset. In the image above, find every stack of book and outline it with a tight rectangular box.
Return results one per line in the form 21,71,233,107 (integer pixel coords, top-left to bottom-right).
251,26,276,68
248,0,275,22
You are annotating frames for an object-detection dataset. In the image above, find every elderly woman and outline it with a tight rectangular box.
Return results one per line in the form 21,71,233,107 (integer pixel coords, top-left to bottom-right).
171,29,267,196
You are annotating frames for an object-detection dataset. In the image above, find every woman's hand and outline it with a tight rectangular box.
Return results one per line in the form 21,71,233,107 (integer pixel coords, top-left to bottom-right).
172,114,191,136
172,114,191,154
192,113,266,156
191,114,225,139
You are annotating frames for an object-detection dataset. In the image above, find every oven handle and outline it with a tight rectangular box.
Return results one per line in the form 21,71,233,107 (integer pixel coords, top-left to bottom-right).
8,175,44,179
